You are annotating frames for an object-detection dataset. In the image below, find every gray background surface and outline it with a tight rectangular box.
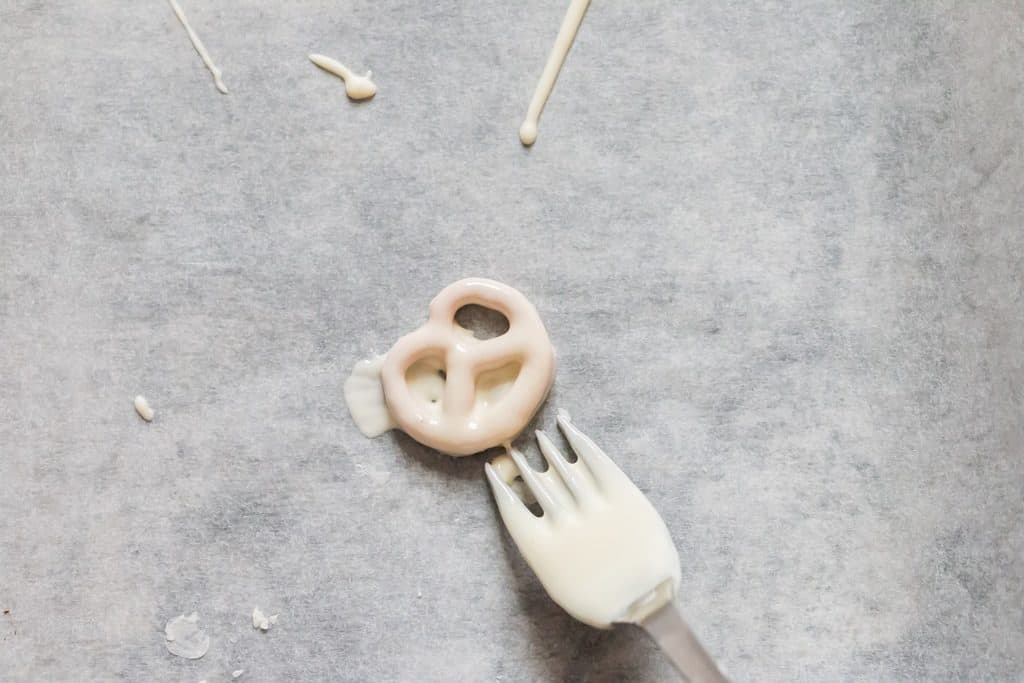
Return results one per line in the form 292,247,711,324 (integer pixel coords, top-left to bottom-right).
1,1,1022,681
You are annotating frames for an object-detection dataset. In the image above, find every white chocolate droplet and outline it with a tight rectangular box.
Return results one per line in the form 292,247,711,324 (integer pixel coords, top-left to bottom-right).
519,121,538,147
309,53,377,100
134,395,154,422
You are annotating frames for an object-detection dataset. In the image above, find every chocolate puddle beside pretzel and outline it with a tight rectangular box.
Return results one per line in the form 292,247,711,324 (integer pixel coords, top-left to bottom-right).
344,278,556,456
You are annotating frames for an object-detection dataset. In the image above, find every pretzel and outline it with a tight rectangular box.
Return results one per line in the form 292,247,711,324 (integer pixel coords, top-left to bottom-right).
380,278,556,456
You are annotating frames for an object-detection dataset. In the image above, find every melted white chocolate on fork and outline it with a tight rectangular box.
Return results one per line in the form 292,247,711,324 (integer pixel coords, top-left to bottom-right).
485,412,682,629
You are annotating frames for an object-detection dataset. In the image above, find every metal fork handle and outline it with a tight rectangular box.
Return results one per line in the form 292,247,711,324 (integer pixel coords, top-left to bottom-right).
639,602,730,683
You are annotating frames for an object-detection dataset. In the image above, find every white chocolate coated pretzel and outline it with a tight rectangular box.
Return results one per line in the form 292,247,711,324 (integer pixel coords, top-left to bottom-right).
380,279,555,456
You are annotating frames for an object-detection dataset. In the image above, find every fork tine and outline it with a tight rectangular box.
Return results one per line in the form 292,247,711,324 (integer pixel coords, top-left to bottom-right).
556,411,623,486
485,462,542,532
490,453,537,505
536,430,593,503
507,447,564,520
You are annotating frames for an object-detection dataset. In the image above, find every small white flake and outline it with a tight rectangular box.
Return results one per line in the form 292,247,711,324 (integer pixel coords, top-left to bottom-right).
252,606,278,631
232,670,244,678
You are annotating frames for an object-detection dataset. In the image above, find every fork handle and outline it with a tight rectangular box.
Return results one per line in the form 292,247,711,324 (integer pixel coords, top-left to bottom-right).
639,602,730,683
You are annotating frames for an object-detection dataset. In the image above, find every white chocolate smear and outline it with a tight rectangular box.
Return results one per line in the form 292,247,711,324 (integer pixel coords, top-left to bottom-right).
309,54,377,100
167,0,228,94
134,395,154,422
355,462,392,485
165,612,210,659
251,607,279,631
343,356,396,437
519,0,592,146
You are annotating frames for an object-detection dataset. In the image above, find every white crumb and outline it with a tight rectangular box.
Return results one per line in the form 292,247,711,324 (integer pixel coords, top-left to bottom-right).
134,395,154,422
232,670,244,678
252,606,278,631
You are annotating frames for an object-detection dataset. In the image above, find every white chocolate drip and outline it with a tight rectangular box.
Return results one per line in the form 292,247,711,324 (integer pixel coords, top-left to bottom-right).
519,0,591,146
167,0,228,94
309,54,377,100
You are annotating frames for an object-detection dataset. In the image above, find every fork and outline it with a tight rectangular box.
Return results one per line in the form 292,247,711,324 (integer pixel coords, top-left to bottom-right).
485,411,729,683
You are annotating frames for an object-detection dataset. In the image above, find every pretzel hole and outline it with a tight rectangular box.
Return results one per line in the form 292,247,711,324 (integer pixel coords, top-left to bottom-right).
454,304,510,340
405,357,446,410
475,362,521,411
